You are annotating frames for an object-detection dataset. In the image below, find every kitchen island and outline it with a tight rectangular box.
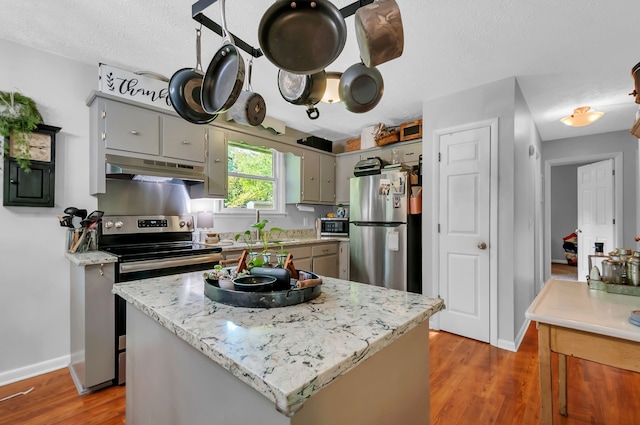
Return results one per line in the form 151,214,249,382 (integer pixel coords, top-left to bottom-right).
113,271,444,425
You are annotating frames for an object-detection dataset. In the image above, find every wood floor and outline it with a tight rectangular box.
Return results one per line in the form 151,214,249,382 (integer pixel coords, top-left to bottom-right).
2,323,639,424
551,262,579,281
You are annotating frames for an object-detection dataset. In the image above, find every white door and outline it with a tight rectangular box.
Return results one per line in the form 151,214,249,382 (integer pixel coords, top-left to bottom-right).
438,126,491,342
577,159,615,281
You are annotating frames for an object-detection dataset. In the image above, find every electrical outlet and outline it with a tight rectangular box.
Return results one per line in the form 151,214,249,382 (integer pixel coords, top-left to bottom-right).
303,217,308,227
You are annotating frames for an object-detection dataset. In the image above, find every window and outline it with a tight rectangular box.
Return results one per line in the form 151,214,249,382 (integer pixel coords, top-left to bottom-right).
217,141,284,213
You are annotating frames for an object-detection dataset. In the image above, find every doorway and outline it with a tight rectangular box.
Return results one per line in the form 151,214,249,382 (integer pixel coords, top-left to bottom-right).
544,153,623,283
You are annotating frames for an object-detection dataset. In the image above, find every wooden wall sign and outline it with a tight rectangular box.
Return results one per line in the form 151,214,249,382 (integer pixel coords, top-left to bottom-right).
98,63,173,112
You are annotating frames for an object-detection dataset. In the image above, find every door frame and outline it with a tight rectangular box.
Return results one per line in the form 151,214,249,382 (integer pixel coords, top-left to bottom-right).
430,118,499,347
543,152,623,283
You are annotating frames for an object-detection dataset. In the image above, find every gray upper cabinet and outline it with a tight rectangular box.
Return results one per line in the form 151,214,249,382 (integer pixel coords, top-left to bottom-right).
335,152,360,205
205,128,227,198
162,116,206,163
102,98,160,155
285,149,336,205
319,153,335,204
302,149,321,202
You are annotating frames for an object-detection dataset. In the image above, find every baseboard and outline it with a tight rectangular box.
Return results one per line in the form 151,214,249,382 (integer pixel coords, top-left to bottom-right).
0,355,69,387
512,319,530,352
552,259,568,264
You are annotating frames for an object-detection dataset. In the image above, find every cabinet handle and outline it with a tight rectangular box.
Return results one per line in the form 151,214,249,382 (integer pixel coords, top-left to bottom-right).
182,140,190,145
130,130,139,135
214,158,221,163
405,152,415,156
9,179,17,184
310,177,315,181
99,263,104,276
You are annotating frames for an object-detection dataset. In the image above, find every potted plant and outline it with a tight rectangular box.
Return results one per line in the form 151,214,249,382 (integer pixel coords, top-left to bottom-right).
275,242,289,267
251,219,283,266
234,229,261,265
0,90,44,172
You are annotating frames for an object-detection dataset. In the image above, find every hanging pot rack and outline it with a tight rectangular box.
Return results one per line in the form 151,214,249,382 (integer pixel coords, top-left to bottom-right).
191,0,374,59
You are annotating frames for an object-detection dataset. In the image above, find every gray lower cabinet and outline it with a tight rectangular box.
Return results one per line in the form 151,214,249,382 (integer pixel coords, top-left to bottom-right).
69,262,115,394
338,241,350,281
222,242,339,277
311,243,338,278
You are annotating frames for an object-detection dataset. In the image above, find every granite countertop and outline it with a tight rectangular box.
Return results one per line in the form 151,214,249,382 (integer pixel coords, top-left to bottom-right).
65,251,118,265
113,271,444,415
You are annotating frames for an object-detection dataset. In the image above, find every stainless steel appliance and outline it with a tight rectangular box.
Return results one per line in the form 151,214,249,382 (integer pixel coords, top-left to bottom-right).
319,217,349,238
100,215,223,384
349,171,421,293
354,156,387,176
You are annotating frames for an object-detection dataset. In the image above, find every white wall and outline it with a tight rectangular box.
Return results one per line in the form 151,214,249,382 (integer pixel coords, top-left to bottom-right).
0,38,96,383
513,81,542,345
423,77,531,349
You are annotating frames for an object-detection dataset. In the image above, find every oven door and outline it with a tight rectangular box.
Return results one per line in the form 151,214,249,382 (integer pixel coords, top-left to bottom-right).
114,252,222,385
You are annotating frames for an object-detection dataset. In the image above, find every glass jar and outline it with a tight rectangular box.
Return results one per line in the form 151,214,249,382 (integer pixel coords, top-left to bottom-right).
601,260,613,283
629,258,640,286
609,260,621,284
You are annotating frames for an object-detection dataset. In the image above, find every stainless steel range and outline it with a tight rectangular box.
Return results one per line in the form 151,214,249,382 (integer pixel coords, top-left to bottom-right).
100,215,223,385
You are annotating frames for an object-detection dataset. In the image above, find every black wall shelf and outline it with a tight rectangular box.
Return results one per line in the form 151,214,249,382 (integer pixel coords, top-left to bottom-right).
191,0,374,59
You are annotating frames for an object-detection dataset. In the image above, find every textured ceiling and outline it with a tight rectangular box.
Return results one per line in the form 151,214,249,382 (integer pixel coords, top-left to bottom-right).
1,0,639,142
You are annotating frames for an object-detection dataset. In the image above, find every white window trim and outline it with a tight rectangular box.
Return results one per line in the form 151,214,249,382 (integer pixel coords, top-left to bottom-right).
213,150,286,216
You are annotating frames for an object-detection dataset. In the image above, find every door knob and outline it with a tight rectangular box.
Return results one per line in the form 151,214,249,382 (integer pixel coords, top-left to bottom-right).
477,241,487,250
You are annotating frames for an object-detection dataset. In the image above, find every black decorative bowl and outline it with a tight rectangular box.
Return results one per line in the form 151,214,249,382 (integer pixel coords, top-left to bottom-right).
232,275,277,292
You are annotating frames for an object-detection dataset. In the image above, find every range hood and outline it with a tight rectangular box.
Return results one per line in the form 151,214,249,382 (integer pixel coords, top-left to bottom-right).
105,154,205,183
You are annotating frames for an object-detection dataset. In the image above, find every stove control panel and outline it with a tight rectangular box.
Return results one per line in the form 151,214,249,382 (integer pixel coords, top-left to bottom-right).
102,215,193,235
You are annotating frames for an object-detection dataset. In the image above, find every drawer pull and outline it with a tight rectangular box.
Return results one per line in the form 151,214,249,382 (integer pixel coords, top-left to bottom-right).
182,140,190,145
130,130,139,135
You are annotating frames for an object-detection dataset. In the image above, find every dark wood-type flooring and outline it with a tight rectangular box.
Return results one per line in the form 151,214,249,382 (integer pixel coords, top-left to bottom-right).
2,323,639,424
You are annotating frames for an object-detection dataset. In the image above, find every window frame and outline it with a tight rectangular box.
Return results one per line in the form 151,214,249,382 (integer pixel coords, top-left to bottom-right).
213,139,285,216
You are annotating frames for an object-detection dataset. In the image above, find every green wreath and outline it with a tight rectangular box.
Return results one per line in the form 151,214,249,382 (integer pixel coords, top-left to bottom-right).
0,91,44,172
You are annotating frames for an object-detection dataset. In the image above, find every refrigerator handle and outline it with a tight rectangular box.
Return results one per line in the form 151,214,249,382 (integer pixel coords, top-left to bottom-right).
352,222,404,228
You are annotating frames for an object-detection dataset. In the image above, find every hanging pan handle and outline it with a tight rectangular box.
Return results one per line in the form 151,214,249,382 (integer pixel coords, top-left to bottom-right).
219,0,234,45
195,27,203,73
306,105,320,120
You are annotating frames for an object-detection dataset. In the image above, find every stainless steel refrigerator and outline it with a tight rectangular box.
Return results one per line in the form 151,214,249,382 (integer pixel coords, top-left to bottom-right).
349,171,421,293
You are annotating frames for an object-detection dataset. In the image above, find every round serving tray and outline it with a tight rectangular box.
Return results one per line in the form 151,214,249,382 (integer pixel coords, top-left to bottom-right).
204,279,322,308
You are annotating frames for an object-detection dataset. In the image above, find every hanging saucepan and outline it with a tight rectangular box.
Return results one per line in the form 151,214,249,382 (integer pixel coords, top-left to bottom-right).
228,58,266,126
168,28,217,124
258,0,347,75
278,69,327,120
631,61,640,104
339,62,384,113
355,0,404,68
201,0,245,114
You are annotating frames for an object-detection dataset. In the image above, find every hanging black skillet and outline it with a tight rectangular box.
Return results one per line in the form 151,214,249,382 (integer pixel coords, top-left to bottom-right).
168,28,217,124
339,62,384,113
201,0,245,114
277,69,327,120
258,0,347,75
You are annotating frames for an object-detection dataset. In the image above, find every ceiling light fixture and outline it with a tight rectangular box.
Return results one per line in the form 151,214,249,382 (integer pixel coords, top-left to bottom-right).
320,72,342,104
560,106,604,127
